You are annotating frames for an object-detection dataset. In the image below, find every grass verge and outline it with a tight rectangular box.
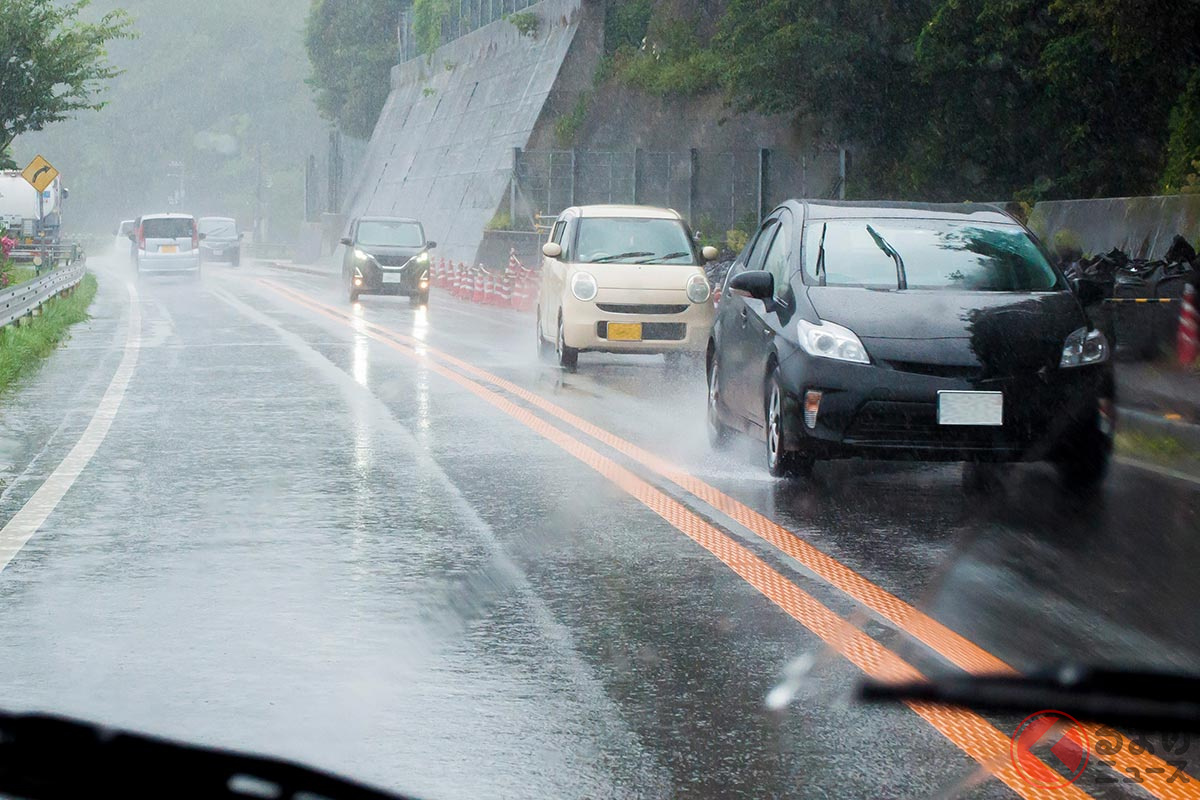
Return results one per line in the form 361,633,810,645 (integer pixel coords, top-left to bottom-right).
0,273,98,394
1115,428,1200,476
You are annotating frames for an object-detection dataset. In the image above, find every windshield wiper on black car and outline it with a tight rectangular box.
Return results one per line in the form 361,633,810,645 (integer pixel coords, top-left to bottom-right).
815,223,828,286
592,251,654,263
0,708,418,800
859,664,1200,732
866,224,908,290
636,251,691,263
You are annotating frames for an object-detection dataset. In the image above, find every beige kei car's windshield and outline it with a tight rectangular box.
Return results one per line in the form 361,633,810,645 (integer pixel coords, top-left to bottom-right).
575,217,696,264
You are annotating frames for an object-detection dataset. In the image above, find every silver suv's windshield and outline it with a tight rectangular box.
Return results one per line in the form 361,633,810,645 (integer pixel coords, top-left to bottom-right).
803,219,1063,291
198,217,236,239
575,217,695,264
356,220,424,248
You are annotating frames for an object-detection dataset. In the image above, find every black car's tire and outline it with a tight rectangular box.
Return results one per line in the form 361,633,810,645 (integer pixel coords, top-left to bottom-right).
1054,415,1112,490
556,314,578,372
409,291,429,307
766,370,812,478
535,308,554,362
706,352,732,449
349,284,360,303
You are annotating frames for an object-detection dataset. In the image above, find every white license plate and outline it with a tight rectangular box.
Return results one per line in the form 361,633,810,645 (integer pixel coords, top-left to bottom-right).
381,272,405,284
938,391,1003,426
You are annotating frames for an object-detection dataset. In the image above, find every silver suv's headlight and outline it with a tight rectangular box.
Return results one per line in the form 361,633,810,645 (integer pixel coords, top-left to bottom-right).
1060,327,1109,368
797,319,870,364
571,271,598,302
686,273,711,303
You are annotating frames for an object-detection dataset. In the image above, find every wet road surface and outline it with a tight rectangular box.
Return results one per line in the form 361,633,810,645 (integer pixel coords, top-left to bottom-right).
1,257,1198,799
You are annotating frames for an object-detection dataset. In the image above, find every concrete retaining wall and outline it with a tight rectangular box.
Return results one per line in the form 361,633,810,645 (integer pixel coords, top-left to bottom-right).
343,0,593,266
1030,195,1200,258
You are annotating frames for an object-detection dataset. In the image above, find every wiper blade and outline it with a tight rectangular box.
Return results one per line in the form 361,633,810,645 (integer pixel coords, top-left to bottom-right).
591,251,653,263
0,708,419,800
636,251,691,264
865,224,907,290
815,223,828,286
860,664,1200,732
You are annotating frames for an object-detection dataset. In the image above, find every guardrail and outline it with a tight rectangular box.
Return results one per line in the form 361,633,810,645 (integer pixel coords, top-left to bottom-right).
7,242,85,272
0,262,87,329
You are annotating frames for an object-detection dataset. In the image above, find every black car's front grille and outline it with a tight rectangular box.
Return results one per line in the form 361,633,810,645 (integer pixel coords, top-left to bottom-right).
373,255,412,268
844,401,1033,449
596,303,689,315
883,360,984,380
596,322,687,341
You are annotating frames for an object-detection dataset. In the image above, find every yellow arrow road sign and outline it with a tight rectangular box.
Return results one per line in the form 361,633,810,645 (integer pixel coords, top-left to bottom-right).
21,155,58,193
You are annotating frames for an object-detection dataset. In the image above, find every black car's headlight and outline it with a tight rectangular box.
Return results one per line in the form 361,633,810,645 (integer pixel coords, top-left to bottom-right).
1060,327,1109,368
797,319,870,364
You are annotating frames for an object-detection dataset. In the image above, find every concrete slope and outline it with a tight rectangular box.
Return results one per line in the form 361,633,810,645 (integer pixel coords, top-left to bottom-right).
345,0,584,266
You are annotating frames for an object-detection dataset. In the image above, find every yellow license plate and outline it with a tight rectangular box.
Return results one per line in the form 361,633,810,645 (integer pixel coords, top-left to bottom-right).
607,322,643,341
160,245,178,254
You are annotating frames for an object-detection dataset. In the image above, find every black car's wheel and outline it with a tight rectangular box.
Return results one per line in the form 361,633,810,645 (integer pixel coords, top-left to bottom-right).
535,308,554,362
1054,413,1112,489
556,313,578,372
766,371,812,478
706,351,732,449
349,283,359,303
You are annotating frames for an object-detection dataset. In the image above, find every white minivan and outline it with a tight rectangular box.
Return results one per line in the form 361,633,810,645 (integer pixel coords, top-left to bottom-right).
131,213,203,277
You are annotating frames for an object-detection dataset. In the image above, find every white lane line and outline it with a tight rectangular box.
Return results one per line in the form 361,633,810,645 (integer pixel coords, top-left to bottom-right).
0,281,141,573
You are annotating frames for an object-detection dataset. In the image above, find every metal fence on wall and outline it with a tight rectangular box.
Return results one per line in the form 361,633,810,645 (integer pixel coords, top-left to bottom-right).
511,147,847,237
398,0,538,61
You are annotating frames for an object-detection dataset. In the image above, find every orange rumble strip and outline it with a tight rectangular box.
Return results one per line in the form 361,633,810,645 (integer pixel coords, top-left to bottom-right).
257,279,1107,799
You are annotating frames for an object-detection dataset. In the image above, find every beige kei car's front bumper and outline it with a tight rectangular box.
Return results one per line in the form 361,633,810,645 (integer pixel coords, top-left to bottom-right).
560,288,715,353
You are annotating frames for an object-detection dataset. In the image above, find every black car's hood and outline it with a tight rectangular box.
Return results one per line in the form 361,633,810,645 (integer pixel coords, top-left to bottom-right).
806,286,1086,373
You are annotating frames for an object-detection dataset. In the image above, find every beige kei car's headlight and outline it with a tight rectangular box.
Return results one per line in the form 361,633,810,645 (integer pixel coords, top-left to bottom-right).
686,273,711,303
571,271,598,302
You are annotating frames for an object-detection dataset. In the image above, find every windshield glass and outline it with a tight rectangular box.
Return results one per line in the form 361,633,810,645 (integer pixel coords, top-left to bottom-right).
198,217,236,238
575,217,695,264
803,219,1063,291
142,218,194,239
356,220,424,248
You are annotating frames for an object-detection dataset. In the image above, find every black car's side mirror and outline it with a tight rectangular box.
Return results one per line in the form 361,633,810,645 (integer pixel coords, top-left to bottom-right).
339,236,353,247
1073,277,1107,306
425,241,437,250
238,232,244,240
198,233,207,240
728,270,774,301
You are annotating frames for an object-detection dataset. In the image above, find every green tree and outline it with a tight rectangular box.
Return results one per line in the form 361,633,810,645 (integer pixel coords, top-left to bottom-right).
305,0,403,140
0,0,133,168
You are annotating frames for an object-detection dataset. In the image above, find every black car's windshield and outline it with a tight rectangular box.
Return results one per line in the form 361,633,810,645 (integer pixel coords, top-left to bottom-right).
575,217,695,264
198,217,236,239
803,219,1063,291
356,220,424,248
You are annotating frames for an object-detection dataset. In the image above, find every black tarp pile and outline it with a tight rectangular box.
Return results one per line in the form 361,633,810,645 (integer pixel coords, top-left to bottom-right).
1063,235,1199,299
1062,234,1199,358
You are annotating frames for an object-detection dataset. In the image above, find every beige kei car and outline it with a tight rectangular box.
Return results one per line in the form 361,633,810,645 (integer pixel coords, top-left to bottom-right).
535,205,719,371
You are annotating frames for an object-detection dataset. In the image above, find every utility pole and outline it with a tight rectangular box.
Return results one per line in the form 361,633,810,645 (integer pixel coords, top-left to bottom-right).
255,145,264,243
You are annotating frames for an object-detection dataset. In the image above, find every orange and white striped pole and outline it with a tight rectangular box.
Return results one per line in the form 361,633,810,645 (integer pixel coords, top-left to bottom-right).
1178,282,1198,366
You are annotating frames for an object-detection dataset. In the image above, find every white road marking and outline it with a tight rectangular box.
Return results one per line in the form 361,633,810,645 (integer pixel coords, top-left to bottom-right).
0,281,141,573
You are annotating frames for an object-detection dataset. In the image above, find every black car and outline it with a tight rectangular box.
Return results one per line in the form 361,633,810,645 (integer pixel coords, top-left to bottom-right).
340,216,435,304
706,200,1114,485
197,216,242,265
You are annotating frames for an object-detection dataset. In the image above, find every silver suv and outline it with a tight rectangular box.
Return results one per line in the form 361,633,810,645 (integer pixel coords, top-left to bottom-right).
131,213,202,277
